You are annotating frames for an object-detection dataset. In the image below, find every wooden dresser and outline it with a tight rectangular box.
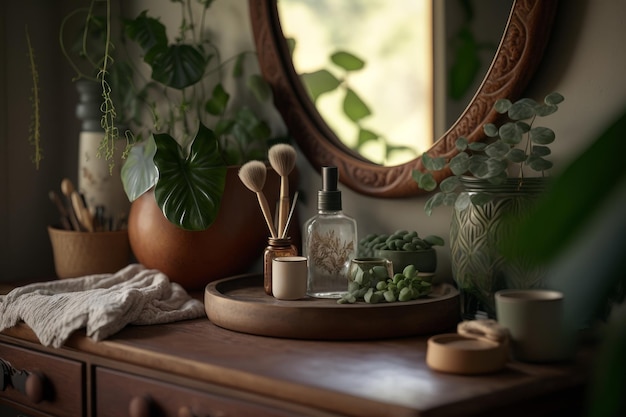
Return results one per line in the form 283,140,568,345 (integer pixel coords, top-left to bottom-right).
0,312,591,417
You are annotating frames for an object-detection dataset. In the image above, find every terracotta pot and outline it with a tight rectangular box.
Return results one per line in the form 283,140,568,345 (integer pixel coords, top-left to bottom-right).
128,166,299,291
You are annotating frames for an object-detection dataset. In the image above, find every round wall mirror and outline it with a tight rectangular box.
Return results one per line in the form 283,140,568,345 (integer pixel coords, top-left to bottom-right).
249,0,559,197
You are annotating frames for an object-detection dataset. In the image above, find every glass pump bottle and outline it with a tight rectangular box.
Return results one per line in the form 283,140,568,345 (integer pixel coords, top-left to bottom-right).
303,166,357,298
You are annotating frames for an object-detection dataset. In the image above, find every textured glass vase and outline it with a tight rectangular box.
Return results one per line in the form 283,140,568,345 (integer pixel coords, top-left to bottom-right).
450,177,547,320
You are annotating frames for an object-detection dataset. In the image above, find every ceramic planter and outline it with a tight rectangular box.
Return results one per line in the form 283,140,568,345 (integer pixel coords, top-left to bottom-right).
375,248,437,275
450,177,547,320
128,166,299,291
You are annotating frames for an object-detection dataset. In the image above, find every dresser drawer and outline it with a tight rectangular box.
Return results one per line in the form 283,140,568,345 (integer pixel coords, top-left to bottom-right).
96,367,319,417
0,342,84,417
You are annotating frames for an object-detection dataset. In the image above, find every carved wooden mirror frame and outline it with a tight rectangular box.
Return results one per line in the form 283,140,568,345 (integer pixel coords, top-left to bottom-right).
249,0,559,198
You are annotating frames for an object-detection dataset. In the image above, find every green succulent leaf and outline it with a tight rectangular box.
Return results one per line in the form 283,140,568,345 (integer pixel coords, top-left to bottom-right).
424,235,445,246
300,70,340,102
331,51,365,71
121,136,158,202
153,123,227,231
343,88,371,122
530,126,556,144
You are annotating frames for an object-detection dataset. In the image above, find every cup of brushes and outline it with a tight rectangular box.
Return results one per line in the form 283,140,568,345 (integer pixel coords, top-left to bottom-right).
47,178,131,279
239,144,301,297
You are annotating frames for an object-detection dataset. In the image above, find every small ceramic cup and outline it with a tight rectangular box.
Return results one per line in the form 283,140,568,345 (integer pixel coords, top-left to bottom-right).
348,257,394,288
272,256,308,300
495,289,574,362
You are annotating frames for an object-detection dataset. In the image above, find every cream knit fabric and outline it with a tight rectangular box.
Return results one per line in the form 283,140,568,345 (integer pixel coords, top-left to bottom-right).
0,264,205,347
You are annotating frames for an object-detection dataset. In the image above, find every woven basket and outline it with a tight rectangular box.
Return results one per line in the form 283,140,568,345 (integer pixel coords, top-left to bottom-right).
47,226,131,278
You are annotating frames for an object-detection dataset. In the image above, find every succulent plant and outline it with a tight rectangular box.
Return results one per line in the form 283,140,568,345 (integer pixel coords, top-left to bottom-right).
358,230,444,257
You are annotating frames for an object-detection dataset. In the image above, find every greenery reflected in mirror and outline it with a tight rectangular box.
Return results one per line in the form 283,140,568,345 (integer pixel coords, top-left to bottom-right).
277,0,512,166
250,0,560,197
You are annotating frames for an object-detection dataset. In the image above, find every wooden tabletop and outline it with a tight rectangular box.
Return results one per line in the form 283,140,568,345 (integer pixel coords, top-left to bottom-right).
1,314,592,417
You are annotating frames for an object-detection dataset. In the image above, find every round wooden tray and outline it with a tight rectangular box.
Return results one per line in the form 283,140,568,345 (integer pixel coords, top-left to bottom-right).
204,274,460,340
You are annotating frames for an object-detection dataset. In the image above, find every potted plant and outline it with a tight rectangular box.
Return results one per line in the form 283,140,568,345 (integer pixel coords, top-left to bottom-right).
58,0,293,289
412,92,564,319
359,230,443,277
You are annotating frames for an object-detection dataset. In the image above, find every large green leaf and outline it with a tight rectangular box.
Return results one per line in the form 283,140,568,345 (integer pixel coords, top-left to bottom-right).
121,137,158,202
124,11,168,55
150,44,207,89
153,123,227,231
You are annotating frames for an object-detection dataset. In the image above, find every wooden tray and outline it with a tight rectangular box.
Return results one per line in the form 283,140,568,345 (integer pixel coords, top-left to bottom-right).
204,274,460,340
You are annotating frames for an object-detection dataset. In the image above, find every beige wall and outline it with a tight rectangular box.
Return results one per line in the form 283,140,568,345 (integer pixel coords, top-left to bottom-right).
1,0,625,281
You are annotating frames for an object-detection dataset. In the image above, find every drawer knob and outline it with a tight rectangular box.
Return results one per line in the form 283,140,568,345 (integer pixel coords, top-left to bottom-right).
25,371,46,403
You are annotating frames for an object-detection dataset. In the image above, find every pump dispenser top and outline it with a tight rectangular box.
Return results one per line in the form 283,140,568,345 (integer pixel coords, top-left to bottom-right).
318,166,342,211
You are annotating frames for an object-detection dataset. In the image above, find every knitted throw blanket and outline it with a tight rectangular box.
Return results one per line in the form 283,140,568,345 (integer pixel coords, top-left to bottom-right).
0,264,206,348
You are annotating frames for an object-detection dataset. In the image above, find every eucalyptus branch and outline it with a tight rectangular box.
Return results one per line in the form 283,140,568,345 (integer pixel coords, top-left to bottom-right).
25,26,43,169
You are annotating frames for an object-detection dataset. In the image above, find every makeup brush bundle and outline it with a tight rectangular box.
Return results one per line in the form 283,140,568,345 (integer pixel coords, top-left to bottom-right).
49,178,126,232
238,143,298,239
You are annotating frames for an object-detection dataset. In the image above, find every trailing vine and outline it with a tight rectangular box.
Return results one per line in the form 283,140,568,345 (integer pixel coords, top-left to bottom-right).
25,25,43,169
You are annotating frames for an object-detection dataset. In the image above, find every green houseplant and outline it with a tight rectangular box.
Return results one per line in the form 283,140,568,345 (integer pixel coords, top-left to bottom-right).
359,230,444,275
412,92,564,319
58,0,292,289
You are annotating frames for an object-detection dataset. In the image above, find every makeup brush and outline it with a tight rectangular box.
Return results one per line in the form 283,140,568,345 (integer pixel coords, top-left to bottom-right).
60,178,82,231
268,144,297,238
281,191,299,239
238,161,277,239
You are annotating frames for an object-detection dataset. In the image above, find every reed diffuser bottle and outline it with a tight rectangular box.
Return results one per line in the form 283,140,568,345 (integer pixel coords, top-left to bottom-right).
303,166,357,298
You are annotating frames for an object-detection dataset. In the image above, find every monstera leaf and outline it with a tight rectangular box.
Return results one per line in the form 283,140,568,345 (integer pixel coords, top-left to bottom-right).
152,123,227,231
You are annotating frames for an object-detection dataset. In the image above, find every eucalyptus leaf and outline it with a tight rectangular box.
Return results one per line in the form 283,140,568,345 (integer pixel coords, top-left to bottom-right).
443,192,459,206
121,136,158,202
422,153,447,171
508,99,536,120
485,141,510,158
506,148,527,163
470,192,494,206
413,171,437,192
449,152,470,175
545,92,565,105
440,175,461,193
499,122,523,144
153,123,227,231
483,123,498,137
468,141,487,151
494,98,512,114
531,145,551,157
527,155,553,171
424,192,444,216
530,126,556,144
454,192,471,211
535,103,558,117
455,136,469,150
